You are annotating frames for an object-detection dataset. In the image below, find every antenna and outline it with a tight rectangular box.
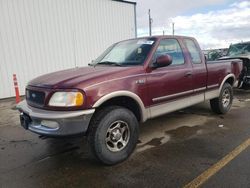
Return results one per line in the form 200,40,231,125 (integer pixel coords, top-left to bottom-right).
148,9,153,36
172,22,175,35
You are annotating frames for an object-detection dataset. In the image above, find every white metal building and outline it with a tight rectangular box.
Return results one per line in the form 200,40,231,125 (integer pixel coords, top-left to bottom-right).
0,0,136,99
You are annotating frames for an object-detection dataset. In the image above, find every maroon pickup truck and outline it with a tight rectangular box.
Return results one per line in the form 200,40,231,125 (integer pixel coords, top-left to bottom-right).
17,36,242,165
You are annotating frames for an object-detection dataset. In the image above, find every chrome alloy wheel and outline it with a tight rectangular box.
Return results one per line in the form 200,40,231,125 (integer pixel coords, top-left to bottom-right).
105,120,130,152
222,88,231,108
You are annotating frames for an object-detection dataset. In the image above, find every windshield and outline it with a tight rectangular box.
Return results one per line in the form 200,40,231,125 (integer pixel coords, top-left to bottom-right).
92,39,156,66
227,43,250,57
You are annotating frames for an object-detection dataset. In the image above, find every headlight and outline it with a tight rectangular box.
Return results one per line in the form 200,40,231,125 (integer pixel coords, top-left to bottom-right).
48,92,84,107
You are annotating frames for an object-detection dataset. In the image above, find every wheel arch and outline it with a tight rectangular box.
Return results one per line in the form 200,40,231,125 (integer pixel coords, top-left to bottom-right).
219,74,235,92
92,91,148,122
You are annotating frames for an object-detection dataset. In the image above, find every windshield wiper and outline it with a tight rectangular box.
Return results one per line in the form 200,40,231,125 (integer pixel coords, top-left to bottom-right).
94,61,122,67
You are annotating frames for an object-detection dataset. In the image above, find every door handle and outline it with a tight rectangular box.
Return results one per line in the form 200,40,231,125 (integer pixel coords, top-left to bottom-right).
184,72,192,77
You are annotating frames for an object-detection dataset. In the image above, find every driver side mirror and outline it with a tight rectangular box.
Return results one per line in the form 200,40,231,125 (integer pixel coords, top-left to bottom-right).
153,54,172,68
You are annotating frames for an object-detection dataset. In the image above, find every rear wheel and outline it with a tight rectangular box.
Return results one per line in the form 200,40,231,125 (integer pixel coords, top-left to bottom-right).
87,106,139,165
210,83,233,114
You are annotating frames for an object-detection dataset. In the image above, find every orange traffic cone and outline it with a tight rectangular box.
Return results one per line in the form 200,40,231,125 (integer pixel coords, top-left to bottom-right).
13,74,20,103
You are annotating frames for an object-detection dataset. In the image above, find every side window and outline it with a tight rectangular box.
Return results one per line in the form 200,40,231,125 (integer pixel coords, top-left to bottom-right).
184,39,202,64
155,39,184,65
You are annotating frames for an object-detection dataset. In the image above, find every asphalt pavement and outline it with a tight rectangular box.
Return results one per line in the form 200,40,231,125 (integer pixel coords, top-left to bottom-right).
1,89,250,188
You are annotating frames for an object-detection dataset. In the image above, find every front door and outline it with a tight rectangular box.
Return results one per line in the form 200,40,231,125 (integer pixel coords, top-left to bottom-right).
146,38,193,112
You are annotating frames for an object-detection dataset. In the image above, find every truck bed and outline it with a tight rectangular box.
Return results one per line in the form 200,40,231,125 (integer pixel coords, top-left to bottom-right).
206,59,242,88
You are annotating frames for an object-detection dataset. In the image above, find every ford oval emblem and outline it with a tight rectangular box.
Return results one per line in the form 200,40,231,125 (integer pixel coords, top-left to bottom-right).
32,93,36,98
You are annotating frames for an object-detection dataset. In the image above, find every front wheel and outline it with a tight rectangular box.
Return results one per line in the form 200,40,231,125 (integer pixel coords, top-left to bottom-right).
210,83,233,114
87,106,139,165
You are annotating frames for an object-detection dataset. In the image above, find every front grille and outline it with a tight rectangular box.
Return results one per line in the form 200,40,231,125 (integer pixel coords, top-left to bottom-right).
26,89,45,106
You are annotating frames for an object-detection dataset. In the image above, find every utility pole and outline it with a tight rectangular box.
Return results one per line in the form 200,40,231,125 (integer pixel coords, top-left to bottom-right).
163,30,165,36
148,9,153,36
172,22,175,35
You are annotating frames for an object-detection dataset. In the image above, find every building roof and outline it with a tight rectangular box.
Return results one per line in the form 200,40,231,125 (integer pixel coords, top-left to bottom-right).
112,0,136,5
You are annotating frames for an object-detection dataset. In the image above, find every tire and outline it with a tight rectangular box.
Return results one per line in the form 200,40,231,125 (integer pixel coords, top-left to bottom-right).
210,83,233,114
87,106,139,165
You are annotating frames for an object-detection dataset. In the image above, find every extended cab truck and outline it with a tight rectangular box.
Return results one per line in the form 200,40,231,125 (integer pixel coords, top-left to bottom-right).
17,36,242,165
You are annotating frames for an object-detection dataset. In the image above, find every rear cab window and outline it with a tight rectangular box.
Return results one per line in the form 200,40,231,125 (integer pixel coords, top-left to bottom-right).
154,39,185,66
184,39,202,64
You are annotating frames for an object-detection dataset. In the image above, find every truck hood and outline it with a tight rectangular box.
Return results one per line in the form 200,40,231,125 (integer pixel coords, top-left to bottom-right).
28,66,142,89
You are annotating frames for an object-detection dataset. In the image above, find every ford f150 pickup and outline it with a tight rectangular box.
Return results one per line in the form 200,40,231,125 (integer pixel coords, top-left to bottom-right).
17,36,242,165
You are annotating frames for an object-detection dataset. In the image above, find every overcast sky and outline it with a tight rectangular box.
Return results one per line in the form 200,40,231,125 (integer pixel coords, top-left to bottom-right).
133,0,250,49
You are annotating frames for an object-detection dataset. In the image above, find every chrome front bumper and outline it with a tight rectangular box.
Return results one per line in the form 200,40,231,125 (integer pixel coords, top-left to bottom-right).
16,100,95,136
